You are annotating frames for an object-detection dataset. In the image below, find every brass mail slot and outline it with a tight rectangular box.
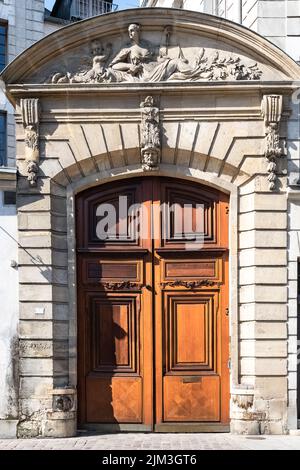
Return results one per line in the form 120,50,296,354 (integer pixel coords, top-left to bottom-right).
182,377,202,384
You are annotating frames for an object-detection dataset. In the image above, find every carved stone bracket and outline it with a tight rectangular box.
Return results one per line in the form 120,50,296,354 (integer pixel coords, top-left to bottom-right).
161,280,221,289
20,98,41,187
261,95,286,190
140,96,161,171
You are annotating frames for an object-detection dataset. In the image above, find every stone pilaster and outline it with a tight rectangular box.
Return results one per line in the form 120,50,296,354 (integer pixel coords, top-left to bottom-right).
231,176,288,435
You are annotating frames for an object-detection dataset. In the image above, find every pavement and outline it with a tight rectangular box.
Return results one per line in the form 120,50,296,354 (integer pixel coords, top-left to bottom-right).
0,433,300,450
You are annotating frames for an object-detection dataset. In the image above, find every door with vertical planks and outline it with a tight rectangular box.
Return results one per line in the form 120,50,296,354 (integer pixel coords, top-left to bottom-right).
77,177,229,432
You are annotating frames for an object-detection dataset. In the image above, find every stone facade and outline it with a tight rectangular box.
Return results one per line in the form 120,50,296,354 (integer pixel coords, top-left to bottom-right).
142,0,300,62
0,7,300,437
0,0,50,439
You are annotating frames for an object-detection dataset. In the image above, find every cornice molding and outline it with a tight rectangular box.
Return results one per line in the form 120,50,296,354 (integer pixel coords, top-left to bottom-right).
6,81,298,98
0,168,17,190
0,168,17,181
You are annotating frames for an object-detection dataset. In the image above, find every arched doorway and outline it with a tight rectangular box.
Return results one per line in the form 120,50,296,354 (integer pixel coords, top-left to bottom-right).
76,176,230,432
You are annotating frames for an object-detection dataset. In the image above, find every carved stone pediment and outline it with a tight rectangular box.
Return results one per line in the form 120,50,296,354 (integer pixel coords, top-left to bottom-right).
45,24,263,85
3,10,300,86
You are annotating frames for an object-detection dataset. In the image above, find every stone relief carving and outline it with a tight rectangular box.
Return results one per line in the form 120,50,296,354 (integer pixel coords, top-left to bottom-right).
20,98,41,186
140,96,161,171
48,24,263,85
51,40,113,84
53,395,74,412
262,95,286,190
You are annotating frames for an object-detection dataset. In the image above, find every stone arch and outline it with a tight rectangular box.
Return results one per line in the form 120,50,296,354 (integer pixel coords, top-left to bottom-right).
48,161,238,434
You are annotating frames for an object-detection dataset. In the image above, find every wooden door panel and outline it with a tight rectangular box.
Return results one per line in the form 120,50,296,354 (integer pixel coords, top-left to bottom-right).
86,377,142,423
162,257,222,283
84,293,142,424
176,302,206,364
83,259,142,284
165,293,217,372
88,296,138,373
163,376,220,422
164,260,217,280
158,181,219,248
77,183,143,249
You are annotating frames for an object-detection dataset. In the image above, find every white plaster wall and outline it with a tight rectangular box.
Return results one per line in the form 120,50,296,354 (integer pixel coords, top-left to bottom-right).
0,191,18,435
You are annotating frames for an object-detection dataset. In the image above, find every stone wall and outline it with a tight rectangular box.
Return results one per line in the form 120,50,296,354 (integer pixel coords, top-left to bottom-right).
242,0,300,62
145,0,300,63
0,0,48,438
287,97,300,430
236,176,289,434
10,86,291,436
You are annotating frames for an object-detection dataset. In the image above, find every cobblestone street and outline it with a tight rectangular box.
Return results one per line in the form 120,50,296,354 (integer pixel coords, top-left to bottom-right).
0,433,300,450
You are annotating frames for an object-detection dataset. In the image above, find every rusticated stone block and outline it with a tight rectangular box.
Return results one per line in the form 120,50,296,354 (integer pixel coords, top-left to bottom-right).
230,420,260,435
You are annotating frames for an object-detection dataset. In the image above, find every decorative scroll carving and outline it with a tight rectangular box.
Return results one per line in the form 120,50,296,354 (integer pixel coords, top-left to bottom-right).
20,98,41,187
102,281,141,290
162,280,221,289
140,96,161,171
262,95,285,190
48,24,263,85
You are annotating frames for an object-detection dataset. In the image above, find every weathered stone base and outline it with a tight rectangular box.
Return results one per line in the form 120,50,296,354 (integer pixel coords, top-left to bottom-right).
17,415,77,439
0,420,18,438
231,390,288,435
231,420,287,435
17,388,77,438
43,415,77,438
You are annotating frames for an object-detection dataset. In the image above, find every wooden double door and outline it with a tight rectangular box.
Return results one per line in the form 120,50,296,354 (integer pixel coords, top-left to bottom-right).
77,177,229,432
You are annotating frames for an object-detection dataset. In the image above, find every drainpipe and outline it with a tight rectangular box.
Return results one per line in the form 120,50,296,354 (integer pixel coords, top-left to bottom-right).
238,0,243,24
141,0,157,6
